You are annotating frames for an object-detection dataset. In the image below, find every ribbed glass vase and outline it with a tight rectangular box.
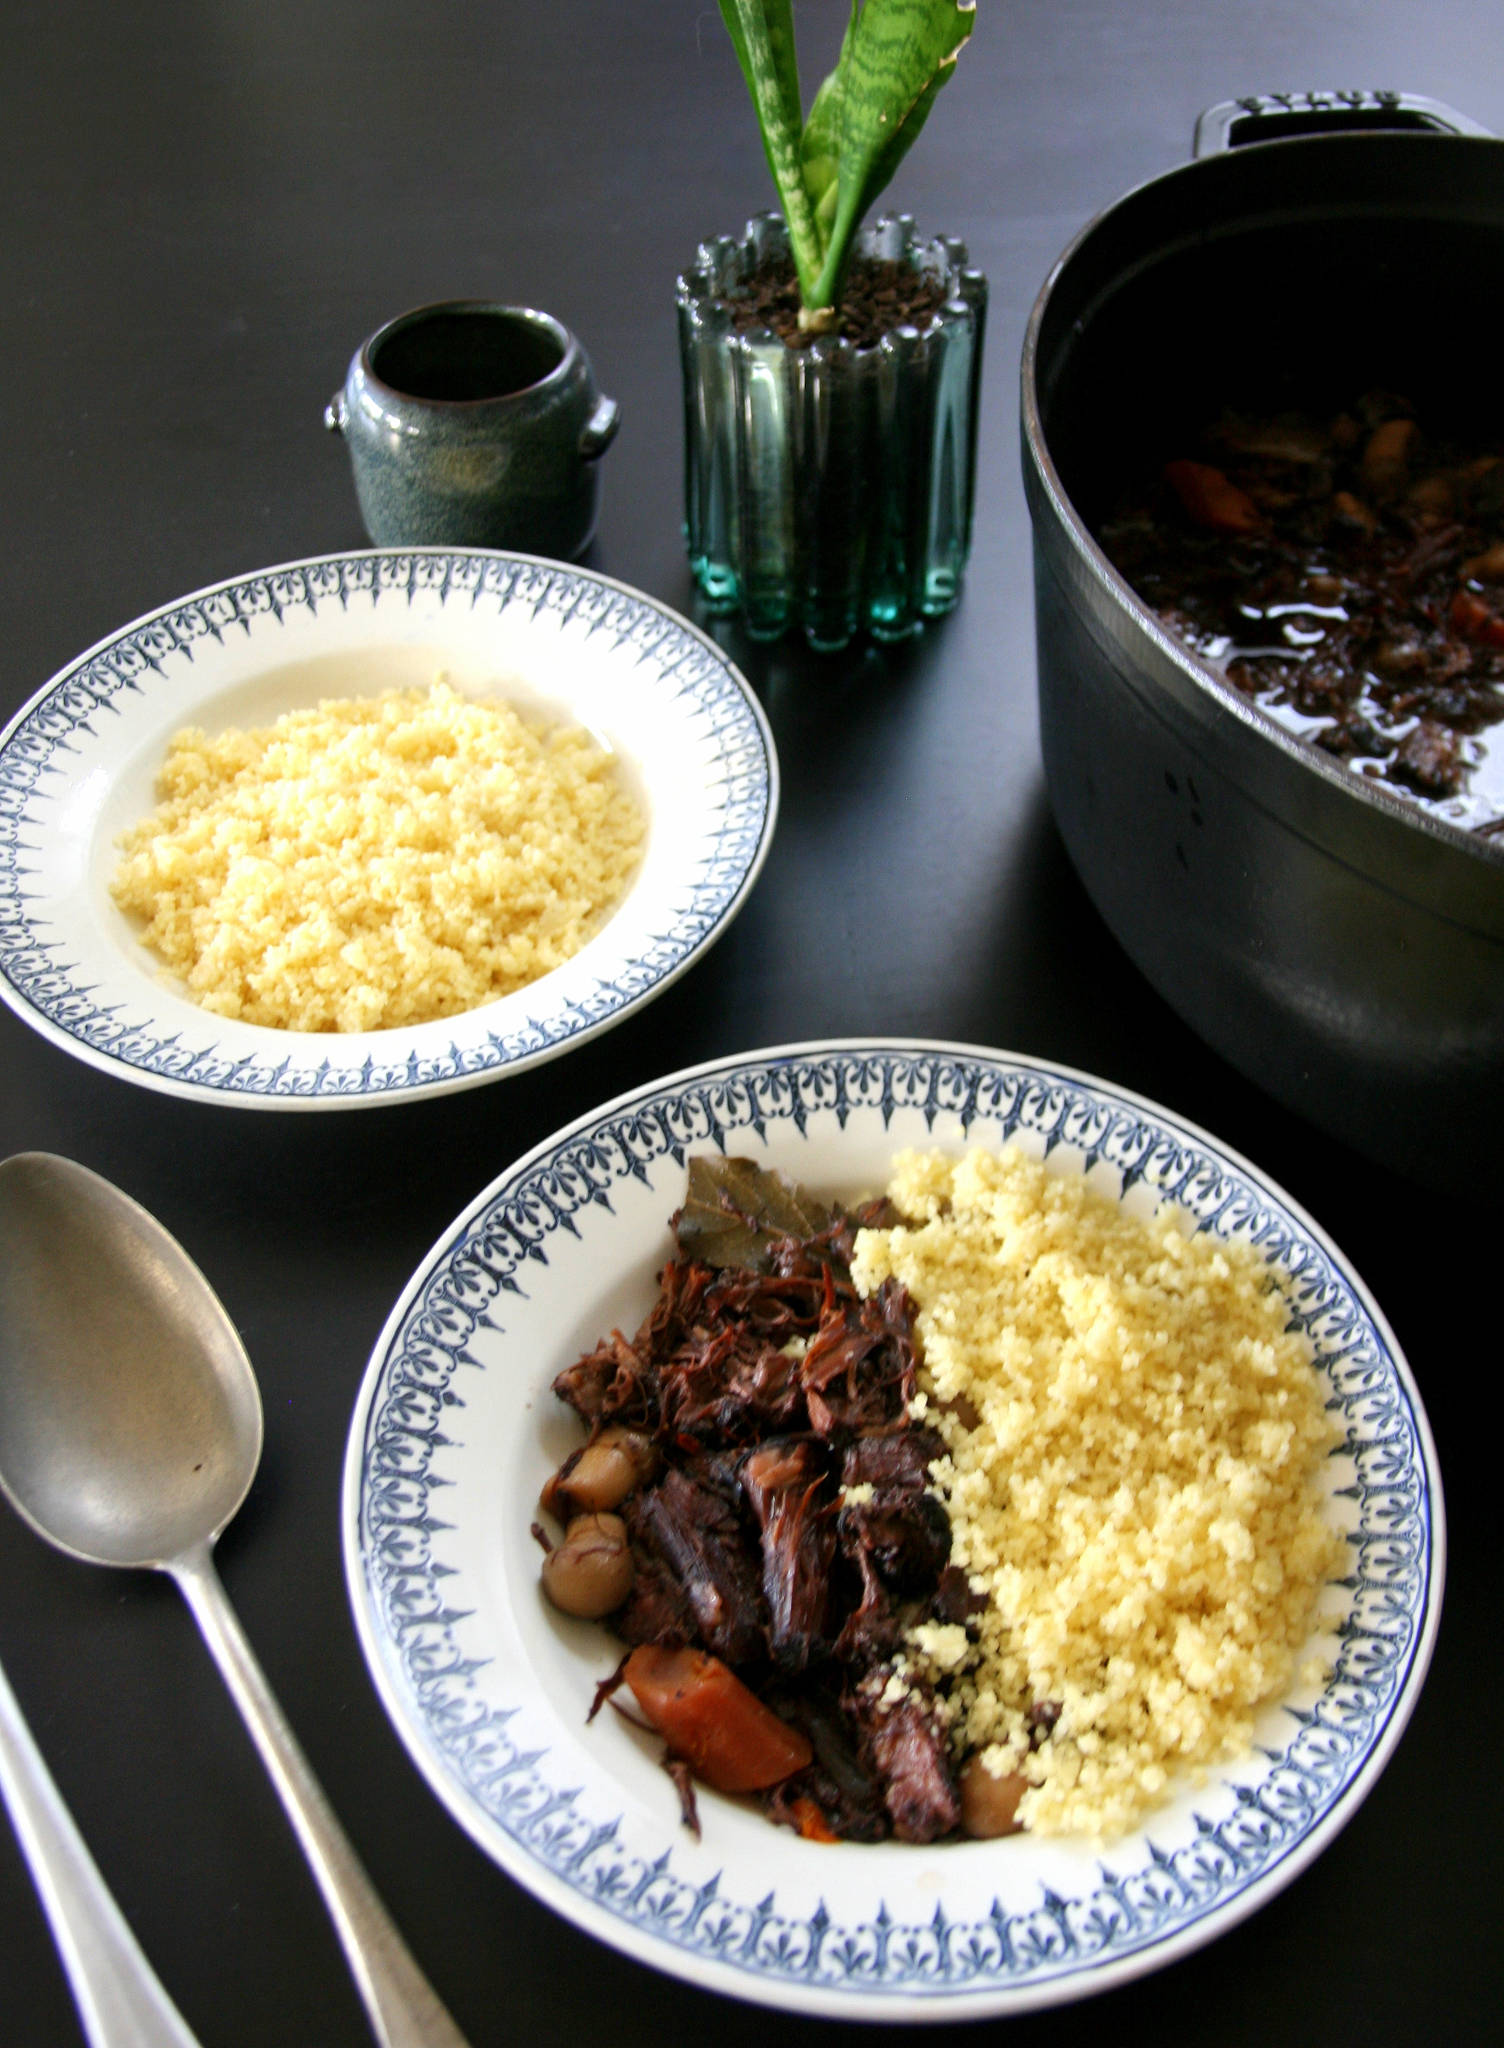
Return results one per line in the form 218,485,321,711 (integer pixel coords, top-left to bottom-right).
677,214,987,651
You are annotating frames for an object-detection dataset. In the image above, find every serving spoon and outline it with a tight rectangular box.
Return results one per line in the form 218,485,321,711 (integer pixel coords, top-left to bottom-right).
0,1152,471,2048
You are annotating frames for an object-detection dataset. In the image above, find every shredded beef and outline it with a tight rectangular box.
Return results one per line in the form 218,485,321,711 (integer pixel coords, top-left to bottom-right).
547,1157,966,1842
850,1676,962,1844
624,1461,766,1666
553,1328,656,1431
741,1437,836,1669
762,1684,889,1842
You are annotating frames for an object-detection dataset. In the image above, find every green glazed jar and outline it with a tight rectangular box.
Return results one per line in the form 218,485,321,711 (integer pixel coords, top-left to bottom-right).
326,302,619,560
677,214,987,651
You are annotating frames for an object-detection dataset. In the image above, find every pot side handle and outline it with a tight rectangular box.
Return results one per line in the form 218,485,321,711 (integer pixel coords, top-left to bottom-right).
1193,90,1493,158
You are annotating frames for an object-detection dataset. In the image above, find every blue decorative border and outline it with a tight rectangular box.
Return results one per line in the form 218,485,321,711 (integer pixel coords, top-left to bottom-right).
0,551,775,1099
356,1046,1437,2004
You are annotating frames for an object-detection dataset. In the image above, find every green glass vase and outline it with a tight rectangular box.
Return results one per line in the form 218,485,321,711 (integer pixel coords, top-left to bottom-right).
678,213,987,652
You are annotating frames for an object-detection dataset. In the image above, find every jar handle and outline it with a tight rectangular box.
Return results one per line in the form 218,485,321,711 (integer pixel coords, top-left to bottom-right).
323,393,347,435
1193,90,1493,158
580,395,620,460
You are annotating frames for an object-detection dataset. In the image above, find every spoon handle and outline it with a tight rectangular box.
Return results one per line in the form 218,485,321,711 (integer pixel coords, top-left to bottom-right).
171,1546,471,2048
0,1652,204,2048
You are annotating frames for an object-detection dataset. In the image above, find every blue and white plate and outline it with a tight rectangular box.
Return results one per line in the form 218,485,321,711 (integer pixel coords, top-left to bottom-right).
343,1040,1443,2019
0,551,776,1108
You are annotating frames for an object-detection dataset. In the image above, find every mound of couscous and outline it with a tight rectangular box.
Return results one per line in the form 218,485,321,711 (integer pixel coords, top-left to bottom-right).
110,681,644,1032
850,1146,1346,1839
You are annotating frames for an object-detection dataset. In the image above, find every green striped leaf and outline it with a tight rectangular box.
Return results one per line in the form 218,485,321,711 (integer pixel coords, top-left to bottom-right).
810,0,974,313
717,0,826,299
799,4,860,248
718,2,975,321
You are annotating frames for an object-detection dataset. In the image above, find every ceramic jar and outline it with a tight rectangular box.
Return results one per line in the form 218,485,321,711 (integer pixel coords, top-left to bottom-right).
677,215,987,650
326,301,619,560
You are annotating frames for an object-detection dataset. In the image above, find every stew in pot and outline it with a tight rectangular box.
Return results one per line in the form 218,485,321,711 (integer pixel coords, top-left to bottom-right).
1099,391,1504,833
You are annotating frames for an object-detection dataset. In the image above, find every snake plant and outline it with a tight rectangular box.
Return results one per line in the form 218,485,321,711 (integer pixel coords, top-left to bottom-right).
717,0,976,330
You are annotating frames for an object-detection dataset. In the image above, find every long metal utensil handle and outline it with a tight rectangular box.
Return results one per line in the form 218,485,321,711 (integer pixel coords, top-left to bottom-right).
0,1650,204,2048
172,1544,472,2048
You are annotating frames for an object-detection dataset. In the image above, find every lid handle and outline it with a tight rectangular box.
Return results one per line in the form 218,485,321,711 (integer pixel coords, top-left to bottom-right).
1193,90,1492,158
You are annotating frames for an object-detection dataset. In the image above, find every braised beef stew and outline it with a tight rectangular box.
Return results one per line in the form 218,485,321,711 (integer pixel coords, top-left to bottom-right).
1098,393,1504,828
533,1157,1001,1846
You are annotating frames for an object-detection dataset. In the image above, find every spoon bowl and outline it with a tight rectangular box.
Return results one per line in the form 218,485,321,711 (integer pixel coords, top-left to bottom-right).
0,1151,471,2048
0,1153,260,1568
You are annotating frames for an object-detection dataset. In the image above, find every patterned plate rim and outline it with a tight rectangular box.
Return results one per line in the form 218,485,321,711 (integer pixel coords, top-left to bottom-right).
342,1038,1445,2019
0,548,778,1108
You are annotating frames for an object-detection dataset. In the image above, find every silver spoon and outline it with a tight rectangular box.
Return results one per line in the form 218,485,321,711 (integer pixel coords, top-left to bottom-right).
0,1152,471,2048
0,1647,204,2046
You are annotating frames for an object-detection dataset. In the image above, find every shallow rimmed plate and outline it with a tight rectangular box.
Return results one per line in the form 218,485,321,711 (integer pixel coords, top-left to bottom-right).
342,1040,1443,2019
0,550,776,1107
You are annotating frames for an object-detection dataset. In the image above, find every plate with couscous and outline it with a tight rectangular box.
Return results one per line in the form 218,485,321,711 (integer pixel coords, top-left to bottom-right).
0,549,776,1106
344,1038,1444,2020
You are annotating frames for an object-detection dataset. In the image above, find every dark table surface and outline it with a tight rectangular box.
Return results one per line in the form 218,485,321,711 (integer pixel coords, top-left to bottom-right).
0,4,1498,2043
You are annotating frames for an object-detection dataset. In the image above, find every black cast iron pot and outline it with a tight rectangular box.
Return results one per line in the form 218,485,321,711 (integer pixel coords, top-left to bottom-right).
1021,91,1504,1185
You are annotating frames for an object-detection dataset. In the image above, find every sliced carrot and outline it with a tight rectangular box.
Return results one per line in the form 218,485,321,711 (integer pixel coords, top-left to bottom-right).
623,1645,813,1793
1447,587,1504,645
1163,460,1260,534
788,1795,840,1843
1450,588,1492,636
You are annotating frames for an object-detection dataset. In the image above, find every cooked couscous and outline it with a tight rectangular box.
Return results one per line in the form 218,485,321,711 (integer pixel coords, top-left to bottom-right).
110,681,644,1032
850,1145,1346,1839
